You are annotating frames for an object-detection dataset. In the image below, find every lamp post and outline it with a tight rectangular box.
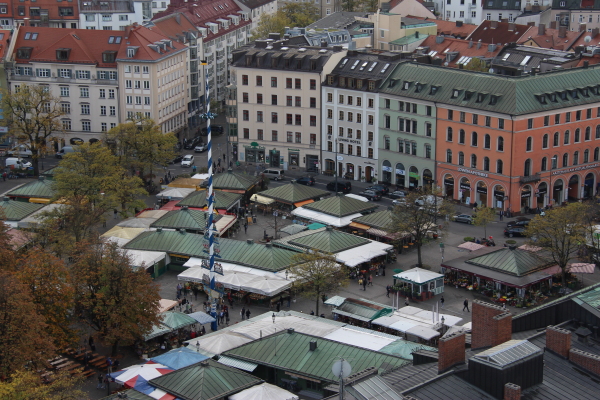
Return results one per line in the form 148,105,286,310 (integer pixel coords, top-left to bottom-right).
272,313,276,323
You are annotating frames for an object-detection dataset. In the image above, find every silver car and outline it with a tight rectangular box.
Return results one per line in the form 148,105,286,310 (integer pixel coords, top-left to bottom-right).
454,214,474,224
181,154,194,167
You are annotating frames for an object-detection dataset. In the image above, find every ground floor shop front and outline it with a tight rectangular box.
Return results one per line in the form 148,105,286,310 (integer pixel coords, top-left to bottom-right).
239,142,319,173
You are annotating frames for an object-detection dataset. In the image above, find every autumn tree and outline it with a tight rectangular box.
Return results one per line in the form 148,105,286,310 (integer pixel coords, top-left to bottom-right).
2,84,65,176
104,115,177,184
341,0,357,12
387,186,454,268
47,143,146,242
251,3,320,38
473,206,497,238
0,369,87,400
288,251,348,315
525,202,587,287
71,240,162,356
464,58,489,72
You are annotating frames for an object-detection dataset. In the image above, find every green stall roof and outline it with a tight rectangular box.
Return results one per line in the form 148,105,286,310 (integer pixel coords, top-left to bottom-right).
352,210,393,230
465,248,552,277
259,182,330,204
0,198,44,220
151,208,221,231
289,227,370,253
177,190,242,210
304,195,378,217
7,178,55,199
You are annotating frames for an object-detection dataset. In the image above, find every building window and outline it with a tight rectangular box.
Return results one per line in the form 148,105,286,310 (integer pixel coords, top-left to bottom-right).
471,154,477,168
256,76,262,86
310,79,316,90
295,79,301,89
564,130,570,145
472,114,478,125
368,115,374,125
526,137,532,151
257,93,263,104
447,127,453,141
286,114,292,124
368,98,374,108
497,136,504,151
460,112,465,122
242,110,249,121
271,77,277,87
257,111,263,122
100,106,106,116
310,97,316,108
60,86,70,97
242,75,248,85
80,87,89,98
448,109,453,120
82,121,91,131
425,144,431,159
575,128,581,143
327,93,333,102
459,129,465,144
243,128,249,139
110,106,116,116
426,123,432,137
295,115,301,125
471,132,478,146
310,116,316,126
271,95,277,105
484,134,490,149
295,132,301,143
527,118,533,129
257,129,263,140
61,103,70,114
81,104,90,115
458,151,464,166
272,131,278,141
271,113,278,123
295,96,301,107
565,112,571,123
498,118,504,129
446,150,452,163
563,153,569,167
101,122,107,132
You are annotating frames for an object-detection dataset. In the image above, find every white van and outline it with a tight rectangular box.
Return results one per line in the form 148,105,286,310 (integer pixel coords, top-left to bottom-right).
6,157,32,169
263,168,285,181
7,145,32,158
56,146,75,159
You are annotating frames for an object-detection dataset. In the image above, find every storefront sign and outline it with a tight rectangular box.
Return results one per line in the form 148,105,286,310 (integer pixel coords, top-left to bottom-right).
288,149,300,152
494,190,505,198
444,179,454,186
409,172,420,179
460,184,471,190
382,166,392,172
476,187,488,194
337,138,361,144
521,191,532,198
551,163,599,176
537,188,547,195
396,169,405,175
458,167,488,178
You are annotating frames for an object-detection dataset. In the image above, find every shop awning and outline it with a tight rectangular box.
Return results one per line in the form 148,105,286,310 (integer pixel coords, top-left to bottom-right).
144,323,173,341
217,355,258,372
569,263,595,274
349,222,370,231
251,194,275,205
332,309,372,322
406,325,440,340
443,262,551,289
158,299,178,313
294,199,314,208
324,295,346,307
336,241,393,267
187,311,217,325
292,207,362,228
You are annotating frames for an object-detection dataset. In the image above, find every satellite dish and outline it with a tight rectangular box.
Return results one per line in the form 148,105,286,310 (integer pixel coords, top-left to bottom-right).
332,359,352,379
585,36,592,43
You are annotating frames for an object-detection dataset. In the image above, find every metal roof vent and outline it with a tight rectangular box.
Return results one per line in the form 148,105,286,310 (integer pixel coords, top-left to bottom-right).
287,328,295,334
181,205,189,211
265,243,272,248
156,227,163,232
247,239,254,244
309,340,318,351
179,228,186,234
3,197,9,202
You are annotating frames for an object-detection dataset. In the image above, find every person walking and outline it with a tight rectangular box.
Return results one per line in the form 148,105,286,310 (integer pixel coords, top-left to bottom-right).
241,307,246,320
368,274,373,286
440,295,445,309
362,278,367,291
463,298,470,312
106,357,113,374
113,209,118,219
386,285,391,298
97,374,104,389
244,222,248,234
499,210,504,221
245,309,251,320
405,297,409,307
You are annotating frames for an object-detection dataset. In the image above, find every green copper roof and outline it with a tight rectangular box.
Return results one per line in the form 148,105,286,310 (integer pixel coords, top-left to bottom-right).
149,359,261,400
304,195,378,217
336,298,394,321
259,182,330,204
7,178,55,199
178,190,242,210
151,209,221,231
574,286,600,309
223,331,408,384
124,230,297,271
378,341,437,360
381,62,600,115
289,227,370,253
353,210,393,230
466,248,551,276
390,34,429,46
0,198,44,221
210,170,258,191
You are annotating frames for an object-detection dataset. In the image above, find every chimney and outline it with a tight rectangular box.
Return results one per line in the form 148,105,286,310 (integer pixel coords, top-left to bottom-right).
584,60,589,69
309,340,318,351
436,35,444,44
579,24,587,32
321,39,328,47
559,26,567,38
488,43,497,52
593,27,600,38
508,23,516,31
438,332,466,373
471,300,512,350
477,39,482,49
504,383,521,400
468,39,473,48
456,20,463,27
269,32,281,41
569,349,600,376
538,23,545,36
546,326,571,358
491,21,498,29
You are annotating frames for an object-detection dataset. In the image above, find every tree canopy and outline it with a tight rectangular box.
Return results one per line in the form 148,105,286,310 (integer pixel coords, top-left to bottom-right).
251,3,320,39
473,206,497,238
0,370,86,400
464,58,489,72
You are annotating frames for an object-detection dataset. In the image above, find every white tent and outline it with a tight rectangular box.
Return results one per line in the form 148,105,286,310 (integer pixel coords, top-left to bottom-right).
156,187,196,200
117,217,156,229
137,210,169,219
124,250,166,269
324,327,396,351
215,271,257,291
345,193,368,202
183,258,288,280
240,276,292,297
394,268,444,284
229,383,298,400
189,332,253,355
291,207,362,228
191,173,210,180
231,315,340,340
336,241,393,267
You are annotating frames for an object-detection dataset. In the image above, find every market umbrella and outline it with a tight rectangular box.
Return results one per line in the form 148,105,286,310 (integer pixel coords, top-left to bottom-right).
150,347,209,370
160,311,197,330
148,388,176,400
187,311,217,325
458,242,485,251
569,263,595,273
229,382,299,400
108,360,173,386
156,187,195,200
217,271,256,291
144,323,173,341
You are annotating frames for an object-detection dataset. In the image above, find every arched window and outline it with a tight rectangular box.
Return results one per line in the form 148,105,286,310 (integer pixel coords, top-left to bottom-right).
471,132,478,146
471,154,477,168
542,134,549,149
575,128,580,143
563,153,569,167
458,151,464,166
483,157,490,171
585,126,591,141
573,151,579,165
584,149,590,163
564,130,570,145
526,136,533,151
447,127,453,141
446,149,452,163
497,159,503,174
524,159,531,176
484,134,491,149
596,125,600,139
554,132,559,146
497,136,504,151
541,157,547,171
459,129,465,144
595,147,599,161
552,155,558,169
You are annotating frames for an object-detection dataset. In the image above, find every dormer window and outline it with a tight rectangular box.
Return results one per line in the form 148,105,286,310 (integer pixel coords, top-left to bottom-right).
489,94,500,105
429,85,439,95
127,47,137,58
102,51,117,63
580,88,589,97
559,91,567,100
451,89,462,99
476,93,487,103
549,93,557,102
56,48,70,60
402,81,412,90
536,94,546,104
570,89,578,99
590,86,598,95
415,82,424,93
16,47,32,59
464,91,474,101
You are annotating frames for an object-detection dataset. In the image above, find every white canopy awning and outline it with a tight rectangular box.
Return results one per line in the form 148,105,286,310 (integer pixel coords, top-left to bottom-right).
345,194,368,202
183,258,288,279
229,382,298,400
156,187,196,200
336,241,393,267
406,325,440,340
291,207,362,228
324,327,396,351
251,193,275,205
394,267,444,284
123,250,166,269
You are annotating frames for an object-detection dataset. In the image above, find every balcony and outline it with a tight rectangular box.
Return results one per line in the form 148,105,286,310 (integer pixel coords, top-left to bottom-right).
520,173,541,184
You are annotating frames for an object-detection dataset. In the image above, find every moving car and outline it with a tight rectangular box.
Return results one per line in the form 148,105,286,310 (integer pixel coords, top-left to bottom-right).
183,136,201,150
263,168,285,181
200,125,224,136
326,181,352,194
506,217,531,228
454,214,474,224
296,176,315,186
5,157,32,169
366,184,389,195
389,190,407,199
167,154,183,164
181,154,194,167
359,190,382,201
504,227,526,237
194,143,207,153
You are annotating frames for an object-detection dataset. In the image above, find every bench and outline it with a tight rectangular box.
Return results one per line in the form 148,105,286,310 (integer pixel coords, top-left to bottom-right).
55,361,74,370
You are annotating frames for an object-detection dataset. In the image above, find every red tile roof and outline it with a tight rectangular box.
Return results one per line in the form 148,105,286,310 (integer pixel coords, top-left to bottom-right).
13,27,124,67
149,12,200,43
519,28,583,51
467,20,534,45
570,31,600,49
576,55,600,67
12,0,79,21
117,24,187,61
407,16,477,39
419,35,504,68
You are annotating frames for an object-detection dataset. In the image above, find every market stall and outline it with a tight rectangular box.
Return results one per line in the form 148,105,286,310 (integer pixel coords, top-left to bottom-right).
150,347,209,370
229,382,298,400
393,268,445,297
156,187,196,201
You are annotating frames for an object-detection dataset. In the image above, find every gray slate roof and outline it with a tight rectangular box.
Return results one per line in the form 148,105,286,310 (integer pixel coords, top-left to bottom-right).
473,340,542,367
232,45,339,72
327,52,401,84
307,12,371,30
483,0,522,9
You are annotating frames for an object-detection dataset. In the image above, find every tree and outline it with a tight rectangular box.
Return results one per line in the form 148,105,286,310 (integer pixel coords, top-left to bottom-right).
71,240,162,356
0,272,54,378
251,3,320,39
525,202,587,287
251,11,292,39
387,187,454,268
2,84,65,176
104,115,177,184
473,206,497,238
464,58,489,72
0,369,87,400
288,251,349,315
48,143,146,242
580,201,600,263
341,0,357,12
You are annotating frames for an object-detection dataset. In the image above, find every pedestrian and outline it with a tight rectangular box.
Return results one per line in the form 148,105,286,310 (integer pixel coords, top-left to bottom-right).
368,274,373,286
106,357,113,373
287,296,291,308
241,307,246,320
362,279,367,291
113,209,118,219
386,285,391,298
2,171,6,181
177,282,182,298
113,359,120,370
219,311,225,324
103,375,109,389
440,295,445,309
499,210,504,221
193,286,199,301
405,297,409,307
246,309,251,319
223,153,226,161
97,374,104,389
463,298,470,312
244,222,248,234
358,277,363,287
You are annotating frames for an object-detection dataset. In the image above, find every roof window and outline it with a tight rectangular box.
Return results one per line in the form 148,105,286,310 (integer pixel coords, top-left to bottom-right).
549,93,557,102
451,89,462,99
127,47,138,58
476,93,487,103
429,85,439,95
464,91,474,101
559,91,567,100
580,88,589,97
16,47,32,59
402,81,412,90
415,82,425,93
535,94,546,104
570,89,578,99
56,48,70,60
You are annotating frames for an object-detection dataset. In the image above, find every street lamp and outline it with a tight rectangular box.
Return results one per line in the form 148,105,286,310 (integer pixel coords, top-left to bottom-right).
272,313,276,323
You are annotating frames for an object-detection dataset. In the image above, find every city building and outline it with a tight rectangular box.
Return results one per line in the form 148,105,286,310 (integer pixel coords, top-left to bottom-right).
78,0,152,31
416,36,504,68
231,38,345,171
277,0,339,19
233,0,276,34
385,0,435,19
322,51,402,182
490,44,580,75
355,13,437,51
482,0,523,23
430,0,483,24
0,29,11,143
548,0,600,32
150,0,169,18
519,22,583,50
284,27,372,50
466,20,534,44
12,0,80,28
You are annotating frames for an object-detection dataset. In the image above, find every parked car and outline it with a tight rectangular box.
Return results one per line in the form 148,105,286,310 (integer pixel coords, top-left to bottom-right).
263,168,285,181
504,227,526,237
392,198,407,206
55,146,77,159
200,125,224,136
181,154,194,167
296,176,315,186
194,143,207,153
167,154,184,164
183,136,201,150
7,145,32,158
5,157,32,169
506,217,531,228
454,214,474,224
389,190,407,199
326,181,352,194
366,184,389,195
359,190,382,201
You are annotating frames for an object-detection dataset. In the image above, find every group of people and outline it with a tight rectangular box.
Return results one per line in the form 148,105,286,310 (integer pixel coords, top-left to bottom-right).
357,274,374,291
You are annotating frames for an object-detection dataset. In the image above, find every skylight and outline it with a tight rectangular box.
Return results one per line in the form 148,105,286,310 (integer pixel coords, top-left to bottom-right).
380,63,390,73
340,58,348,68
350,60,359,70
520,55,531,66
367,62,378,72
502,53,510,61
359,61,368,71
